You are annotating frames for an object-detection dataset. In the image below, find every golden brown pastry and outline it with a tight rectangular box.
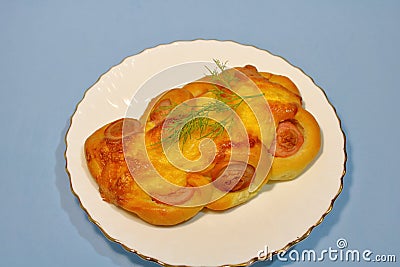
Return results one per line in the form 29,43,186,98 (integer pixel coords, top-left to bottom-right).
204,134,270,211
236,65,321,181
268,108,321,180
85,118,210,225
142,83,272,211
84,64,321,224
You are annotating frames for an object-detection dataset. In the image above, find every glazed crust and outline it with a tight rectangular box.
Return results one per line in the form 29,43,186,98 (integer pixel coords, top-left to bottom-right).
99,160,205,226
85,120,208,226
236,65,321,181
259,72,301,96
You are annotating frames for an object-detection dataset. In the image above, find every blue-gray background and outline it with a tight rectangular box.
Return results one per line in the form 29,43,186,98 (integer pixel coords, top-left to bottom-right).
1,1,398,266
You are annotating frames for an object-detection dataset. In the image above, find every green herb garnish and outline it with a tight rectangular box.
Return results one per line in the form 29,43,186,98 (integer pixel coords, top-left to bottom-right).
149,60,264,147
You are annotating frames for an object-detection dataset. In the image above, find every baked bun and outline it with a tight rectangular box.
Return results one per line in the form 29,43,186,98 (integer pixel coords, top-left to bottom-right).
84,64,321,224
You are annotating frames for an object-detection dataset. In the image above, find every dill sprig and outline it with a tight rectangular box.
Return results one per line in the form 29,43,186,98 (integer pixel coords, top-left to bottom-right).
160,99,235,147
205,59,237,89
149,60,264,147
205,59,228,76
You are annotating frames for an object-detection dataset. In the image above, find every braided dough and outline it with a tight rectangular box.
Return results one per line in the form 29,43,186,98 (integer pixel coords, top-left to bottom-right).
84,65,321,225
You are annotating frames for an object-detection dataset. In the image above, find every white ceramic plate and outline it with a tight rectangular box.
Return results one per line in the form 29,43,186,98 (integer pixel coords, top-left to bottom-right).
65,40,346,266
